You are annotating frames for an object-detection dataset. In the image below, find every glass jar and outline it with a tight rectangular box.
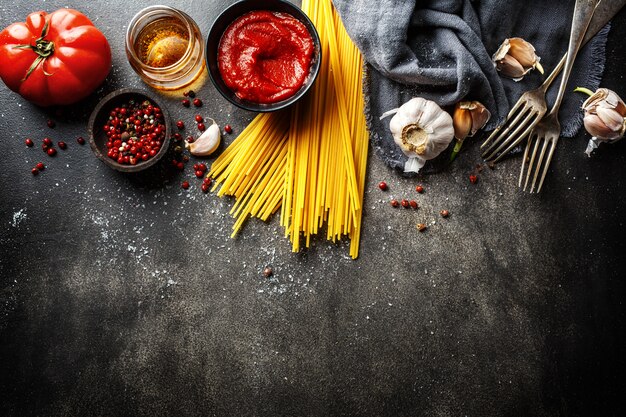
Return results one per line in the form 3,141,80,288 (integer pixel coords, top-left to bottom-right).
125,6,205,90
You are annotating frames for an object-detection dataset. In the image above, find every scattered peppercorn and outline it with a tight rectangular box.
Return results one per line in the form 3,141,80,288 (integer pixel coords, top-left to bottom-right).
36,162,45,171
77,136,85,145
176,120,185,130
415,185,424,193
417,223,427,232
440,210,450,218
173,133,183,142
409,200,418,209
197,122,206,131
201,184,209,193
58,141,67,150
193,98,202,107
263,267,273,277
401,199,410,208
182,99,190,107
31,167,39,176
198,163,207,172
186,136,195,143
469,174,478,184
195,115,203,123
203,177,212,187
25,138,34,147
47,147,57,156
47,119,56,128
390,199,399,208
43,138,52,147
224,124,233,134
182,181,190,190
176,162,184,170
182,155,189,162
187,90,196,98
195,170,204,178
378,181,388,191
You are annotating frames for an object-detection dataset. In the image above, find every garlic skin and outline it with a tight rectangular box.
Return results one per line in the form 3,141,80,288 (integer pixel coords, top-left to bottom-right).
579,88,626,156
385,98,454,173
186,118,221,156
451,101,491,161
492,38,544,81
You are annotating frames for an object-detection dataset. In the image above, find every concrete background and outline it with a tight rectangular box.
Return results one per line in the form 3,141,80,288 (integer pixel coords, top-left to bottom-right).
1,1,625,416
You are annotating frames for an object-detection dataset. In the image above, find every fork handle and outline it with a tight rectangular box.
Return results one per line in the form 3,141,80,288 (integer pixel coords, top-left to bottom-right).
549,0,601,114
541,0,621,93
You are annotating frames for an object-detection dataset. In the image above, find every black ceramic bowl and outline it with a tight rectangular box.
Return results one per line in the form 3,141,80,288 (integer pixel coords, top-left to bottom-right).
206,0,321,112
88,89,171,173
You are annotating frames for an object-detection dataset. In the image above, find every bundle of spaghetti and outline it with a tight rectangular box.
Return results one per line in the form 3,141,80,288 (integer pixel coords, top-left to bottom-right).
209,112,290,237
330,3,369,258
208,0,369,258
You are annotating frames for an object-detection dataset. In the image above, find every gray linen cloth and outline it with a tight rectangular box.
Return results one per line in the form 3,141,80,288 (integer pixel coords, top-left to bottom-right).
332,0,609,174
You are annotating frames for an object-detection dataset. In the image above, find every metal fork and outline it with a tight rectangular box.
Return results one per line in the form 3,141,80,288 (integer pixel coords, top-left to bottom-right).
481,58,562,162
520,0,601,193
481,0,621,163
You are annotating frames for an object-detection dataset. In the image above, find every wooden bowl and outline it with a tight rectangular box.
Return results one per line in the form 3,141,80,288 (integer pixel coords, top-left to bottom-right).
88,88,171,173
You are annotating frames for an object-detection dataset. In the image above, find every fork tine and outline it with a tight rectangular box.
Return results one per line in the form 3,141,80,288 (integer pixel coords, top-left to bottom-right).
519,133,533,188
530,138,550,193
484,110,537,161
481,99,525,150
492,116,539,163
522,134,541,191
481,106,529,157
536,139,558,193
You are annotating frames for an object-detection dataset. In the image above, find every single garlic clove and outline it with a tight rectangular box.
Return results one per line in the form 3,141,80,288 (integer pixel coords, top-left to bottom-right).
583,114,618,141
496,54,528,80
186,119,221,156
596,107,625,134
508,37,543,74
453,105,472,141
507,38,535,66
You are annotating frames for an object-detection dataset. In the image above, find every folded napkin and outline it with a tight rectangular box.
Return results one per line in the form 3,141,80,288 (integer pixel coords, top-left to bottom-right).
332,0,609,173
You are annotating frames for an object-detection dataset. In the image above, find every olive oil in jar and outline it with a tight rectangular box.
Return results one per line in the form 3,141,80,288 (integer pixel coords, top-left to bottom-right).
126,6,206,90
134,17,190,68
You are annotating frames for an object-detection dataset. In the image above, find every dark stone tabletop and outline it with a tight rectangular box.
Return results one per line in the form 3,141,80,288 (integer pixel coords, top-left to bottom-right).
1,1,624,416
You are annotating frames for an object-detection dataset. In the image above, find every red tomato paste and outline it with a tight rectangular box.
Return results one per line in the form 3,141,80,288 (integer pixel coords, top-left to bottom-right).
218,11,314,104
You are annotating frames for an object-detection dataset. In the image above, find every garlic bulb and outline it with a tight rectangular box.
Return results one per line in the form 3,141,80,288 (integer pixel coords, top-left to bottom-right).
186,118,221,156
576,87,626,156
492,38,544,81
381,98,454,173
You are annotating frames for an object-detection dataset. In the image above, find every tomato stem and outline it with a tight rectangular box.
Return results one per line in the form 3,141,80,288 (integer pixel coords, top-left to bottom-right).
12,15,55,82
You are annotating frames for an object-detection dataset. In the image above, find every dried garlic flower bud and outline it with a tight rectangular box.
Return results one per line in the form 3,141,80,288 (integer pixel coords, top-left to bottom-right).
380,98,454,173
492,38,544,81
575,87,626,156
451,101,491,160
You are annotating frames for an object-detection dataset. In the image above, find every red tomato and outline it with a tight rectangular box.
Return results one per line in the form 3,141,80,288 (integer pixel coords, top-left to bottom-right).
0,9,111,107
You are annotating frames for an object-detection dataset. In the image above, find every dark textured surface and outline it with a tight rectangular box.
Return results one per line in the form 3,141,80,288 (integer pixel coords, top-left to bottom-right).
0,1,625,417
